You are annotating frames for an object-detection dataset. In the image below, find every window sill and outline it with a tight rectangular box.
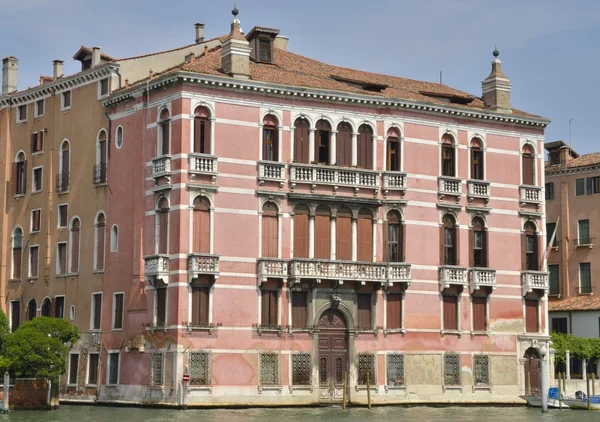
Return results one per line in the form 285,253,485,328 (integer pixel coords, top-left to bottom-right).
56,273,69,278
188,385,212,392
8,278,21,283
31,190,42,195
255,325,284,336
355,385,379,392
575,244,593,249
473,385,492,392
288,327,314,335
112,328,123,332
92,270,105,275
148,385,164,391
578,291,593,296
105,384,119,389
57,190,70,196
384,384,406,392
84,384,98,389
89,329,102,333
551,246,559,251
61,106,72,112
32,151,44,156
27,276,39,282
441,329,462,337
186,323,219,333
258,385,282,393
13,194,25,199
355,328,379,336
94,182,108,188
66,383,77,388
30,230,40,235
383,328,406,337
16,120,27,124
470,330,491,338
289,385,313,393
443,385,463,391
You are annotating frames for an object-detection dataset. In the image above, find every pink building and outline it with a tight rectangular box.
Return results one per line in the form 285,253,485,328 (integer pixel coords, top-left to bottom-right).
99,11,551,405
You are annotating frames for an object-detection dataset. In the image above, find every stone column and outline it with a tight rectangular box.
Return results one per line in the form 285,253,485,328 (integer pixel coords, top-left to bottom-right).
330,217,336,260
290,125,295,162
210,118,216,155
277,125,283,162
308,129,316,163
371,135,377,169
308,216,315,259
351,217,358,261
330,131,337,165
582,358,587,381
351,132,358,166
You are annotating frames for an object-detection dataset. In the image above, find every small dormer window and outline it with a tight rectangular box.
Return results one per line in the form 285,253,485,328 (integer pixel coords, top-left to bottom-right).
548,151,560,165
259,39,272,63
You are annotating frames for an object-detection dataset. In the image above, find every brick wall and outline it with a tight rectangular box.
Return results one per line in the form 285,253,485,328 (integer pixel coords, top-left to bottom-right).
1,379,50,410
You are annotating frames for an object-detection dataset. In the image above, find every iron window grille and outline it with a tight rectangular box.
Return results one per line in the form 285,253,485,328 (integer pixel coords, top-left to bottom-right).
358,353,377,385
189,351,211,385
473,354,490,386
386,353,405,386
444,353,461,386
259,352,280,386
149,351,164,386
291,352,312,386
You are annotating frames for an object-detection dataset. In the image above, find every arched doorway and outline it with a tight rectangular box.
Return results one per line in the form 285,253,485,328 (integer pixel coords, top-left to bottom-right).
318,308,348,403
524,347,541,394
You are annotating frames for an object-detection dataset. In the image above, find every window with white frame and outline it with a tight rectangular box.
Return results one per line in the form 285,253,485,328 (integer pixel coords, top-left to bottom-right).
115,126,123,149
32,166,42,192
87,353,99,385
56,242,67,275
17,104,27,122
31,208,41,233
158,109,170,156
35,99,44,117
113,292,124,330
58,204,68,228
69,218,80,274
29,245,39,278
107,351,120,385
99,78,109,97
90,293,102,330
68,353,79,385
11,227,23,280
149,351,164,386
111,224,119,252
61,90,72,109
94,212,106,271
10,300,21,332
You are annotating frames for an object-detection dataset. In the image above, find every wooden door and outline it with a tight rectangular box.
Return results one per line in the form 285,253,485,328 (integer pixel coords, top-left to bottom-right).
318,309,348,403
524,348,541,394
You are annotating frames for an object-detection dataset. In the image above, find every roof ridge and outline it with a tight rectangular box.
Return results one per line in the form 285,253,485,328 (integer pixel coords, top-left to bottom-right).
114,34,227,62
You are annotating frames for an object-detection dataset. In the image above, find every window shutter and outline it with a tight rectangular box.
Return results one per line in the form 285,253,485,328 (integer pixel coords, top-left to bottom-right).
525,300,539,333
400,223,406,262
336,216,352,260
22,160,27,194
156,288,166,326
203,120,211,154
382,221,389,262
158,212,168,254
193,118,201,153
357,294,372,329
32,247,38,276
472,297,486,331
291,291,308,328
71,228,80,273
314,215,330,259
161,124,170,155
11,163,18,196
294,123,309,164
94,294,102,329
192,209,210,254
37,132,43,151
191,287,200,325
522,155,534,185
386,294,402,330
521,234,527,271
587,177,593,195
293,214,309,258
357,217,372,261
483,231,488,267
261,291,270,326
443,296,457,330
199,286,209,325
469,228,474,268
115,295,123,329
31,133,36,152
96,225,105,270
439,225,445,265
13,247,22,279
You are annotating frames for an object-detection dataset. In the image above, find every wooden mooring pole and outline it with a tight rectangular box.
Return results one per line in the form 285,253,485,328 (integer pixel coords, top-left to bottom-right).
593,373,596,396
366,371,371,409
558,372,562,410
562,372,566,393
2,372,9,412
342,371,347,410
527,372,531,396
587,374,591,411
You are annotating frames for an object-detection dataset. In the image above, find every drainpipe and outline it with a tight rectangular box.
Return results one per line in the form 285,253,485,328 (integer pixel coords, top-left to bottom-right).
45,124,53,285
0,97,12,310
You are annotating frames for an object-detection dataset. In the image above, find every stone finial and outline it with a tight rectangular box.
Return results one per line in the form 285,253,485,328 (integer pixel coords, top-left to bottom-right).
221,5,251,79
481,47,511,113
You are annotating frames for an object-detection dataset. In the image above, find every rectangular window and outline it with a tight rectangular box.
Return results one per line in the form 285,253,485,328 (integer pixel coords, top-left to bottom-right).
578,219,591,245
546,223,557,247
473,355,490,386
473,231,486,267
545,182,554,200
444,353,461,386
552,317,568,334
87,353,99,385
443,295,458,330
54,296,65,318
548,151,560,165
262,127,276,161
10,301,20,332
259,39,272,62
357,353,377,385
388,222,401,262
17,104,27,121
113,293,124,329
442,145,454,176
99,78,109,96
580,263,592,294
357,294,372,330
190,282,209,327
189,351,211,386
291,291,308,329
387,140,399,171
58,204,68,228
31,208,41,233
149,352,164,386
108,352,119,385
471,149,483,180
549,264,560,295
68,354,79,385
29,245,39,278
155,287,167,327
91,293,102,330
525,235,538,271
33,167,42,192
259,352,280,386
575,178,585,196
35,99,44,117
472,296,487,332
56,242,67,275
31,131,44,153
261,290,278,328
291,352,312,386
386,293,402,330
444,227,456,265
525,299,539,333
587,176,600,195
62,90,71,109
386,353,405,386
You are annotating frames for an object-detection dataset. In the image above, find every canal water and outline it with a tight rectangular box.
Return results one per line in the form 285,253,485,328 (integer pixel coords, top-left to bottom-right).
1,406,597,422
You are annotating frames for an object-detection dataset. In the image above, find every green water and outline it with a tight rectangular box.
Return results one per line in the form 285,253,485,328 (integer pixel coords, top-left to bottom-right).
1,406,597,422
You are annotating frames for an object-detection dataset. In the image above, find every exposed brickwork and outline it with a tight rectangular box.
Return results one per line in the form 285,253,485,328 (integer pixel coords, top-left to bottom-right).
1,379,49,410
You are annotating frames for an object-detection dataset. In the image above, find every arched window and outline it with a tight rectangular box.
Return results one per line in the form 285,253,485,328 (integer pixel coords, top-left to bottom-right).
13,152,27,195
95,213,106,271
293,118,310,164
262,114,278,161
193,106,211,154
385,211,403,262
315,120,331,165
441,214,458,266
357,124,373,170
293,205,309,258
192,197,210,254
314,206,331,259
159,109,170,156
386,127,401,171
336,207,352,260
41,297,51,317
115,126,123,149
111,224,119,252
470,138,484,180
522,145,535,185
261,202,278,258
336,122,352,167
27,298,37,320
441,134,455,177
157,198,169,254
523,222,539,271
95,130,107,184
59,141,70,191
357,209,373,261
70,218,80,273
12,227,23,279
471,217,487,267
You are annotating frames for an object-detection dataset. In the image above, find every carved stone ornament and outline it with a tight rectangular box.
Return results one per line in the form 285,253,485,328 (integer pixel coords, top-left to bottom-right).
330,294,342,307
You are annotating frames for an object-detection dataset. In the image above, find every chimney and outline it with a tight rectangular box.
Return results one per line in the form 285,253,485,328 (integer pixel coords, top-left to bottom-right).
481,48,512,114
91,47,101,67
559,146,571,166
2,56,18,95
195,23,205,43
274,35,289,51
220,7,251,80
53,60,64,80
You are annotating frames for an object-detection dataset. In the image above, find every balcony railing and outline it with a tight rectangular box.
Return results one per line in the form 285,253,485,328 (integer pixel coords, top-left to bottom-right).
519,185,542,207
257,258,289,285
93,163,107,185
289,163,379,193
575,238,594,249
56,172,70,193
521,270,549,296
143,254,170,284
467,180,490,203
438,176,462,201
187,253,220,282
469,268,497,294
152,155,172,179
188,153,217,179
258,161,286,187
382,171,407,196
439,265,468,291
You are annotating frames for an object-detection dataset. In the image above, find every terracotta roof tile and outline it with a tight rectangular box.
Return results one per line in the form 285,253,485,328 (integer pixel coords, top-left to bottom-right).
549,296,600,312
77,45,115,61
114,35,227,61
545,152,600,171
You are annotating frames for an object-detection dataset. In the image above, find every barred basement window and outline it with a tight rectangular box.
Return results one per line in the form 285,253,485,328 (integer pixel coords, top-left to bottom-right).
149,352,164,386
292,353,311,386
358,353,377,385
444,353,461,386
260,352,280,386
386,353,405,386
473,355,490,386
189,351,211,385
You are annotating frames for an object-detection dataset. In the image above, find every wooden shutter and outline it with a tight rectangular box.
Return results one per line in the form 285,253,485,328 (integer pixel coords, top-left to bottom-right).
37,132,43,151
11,163,18,196
314,215,330,259
357,129,372,169
291,291,308,328
13,247,22,278
59,244,67,274
383,221,389,262
357,294,372,329
472,297,487,331
156,288,166,326
440,225,445,266
93,294,102,329
336,216,352,260
71,228,80,273
469,228,474,267
100,140,107,166
525,300,539,333
32,247,38,277
400,223,406,262
293,214,309,258
522,155,534,185
357,217,372,261
114,294,124,329
587,177,593,195
193,209,210,253
336,126,352,167
294,122,309,163
96,225,105,270
261,290,277,327
262,214,278,258
521,233,527,271
386,293,402,329
194,117,201,153
161,124,170,155
443,296,457,330
31,133,36,152
192,284,209,325
158,212,168,254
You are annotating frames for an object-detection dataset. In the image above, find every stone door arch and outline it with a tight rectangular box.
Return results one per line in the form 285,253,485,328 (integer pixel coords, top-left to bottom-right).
317,308,348,403
524,347,541,395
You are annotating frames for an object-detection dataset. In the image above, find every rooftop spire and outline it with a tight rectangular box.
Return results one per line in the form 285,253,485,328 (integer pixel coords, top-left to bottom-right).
481,47,511,113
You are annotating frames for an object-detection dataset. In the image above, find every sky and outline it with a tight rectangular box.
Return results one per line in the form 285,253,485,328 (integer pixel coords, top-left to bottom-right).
1,0,599,154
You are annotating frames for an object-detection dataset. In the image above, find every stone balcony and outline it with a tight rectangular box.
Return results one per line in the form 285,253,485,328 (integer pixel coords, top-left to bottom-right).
438,176,462,202
439,265,468,291
188,253,220,282
258,161,286,188
519,185,542,208
257,258,289,285
521,270,549,297
152,155,172,180
289,163,379,195
382,171,407,196
469,267,497,294
467,180,491,204
188,153,218,182
143,254,170,284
